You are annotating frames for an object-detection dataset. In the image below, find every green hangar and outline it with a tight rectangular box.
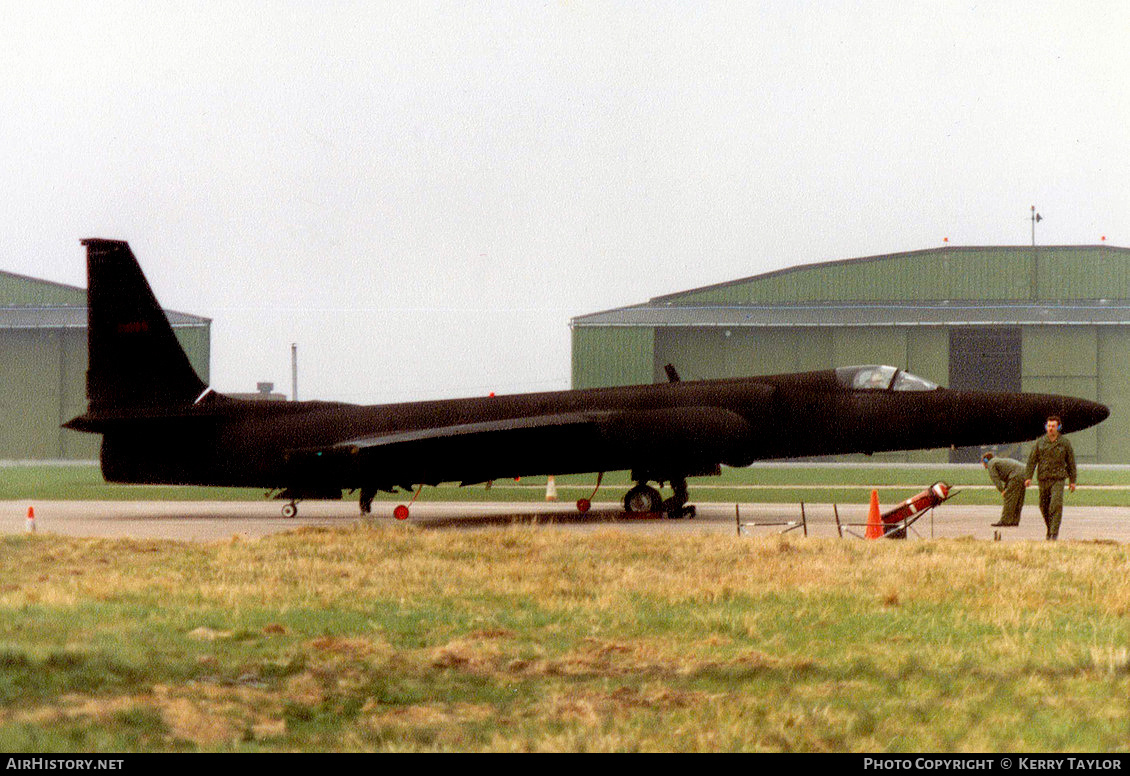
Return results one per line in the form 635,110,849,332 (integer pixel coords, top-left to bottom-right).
0,268,210,460
571,245,1130,464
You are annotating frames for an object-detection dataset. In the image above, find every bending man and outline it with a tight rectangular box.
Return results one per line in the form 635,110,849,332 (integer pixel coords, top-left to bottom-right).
982,452,1025,527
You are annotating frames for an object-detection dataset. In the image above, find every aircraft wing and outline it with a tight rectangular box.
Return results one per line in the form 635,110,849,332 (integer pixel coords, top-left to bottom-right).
281,411,610,490
283,403,759,490
332,411,609,450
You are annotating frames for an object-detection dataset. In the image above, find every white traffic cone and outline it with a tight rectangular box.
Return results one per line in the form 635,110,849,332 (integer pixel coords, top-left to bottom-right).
545,475,558,502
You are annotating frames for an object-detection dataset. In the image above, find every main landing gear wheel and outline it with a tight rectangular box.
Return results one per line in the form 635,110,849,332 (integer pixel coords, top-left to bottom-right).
663,501,695,519
664,478,695,520
623,484,663,514
282,502,298,518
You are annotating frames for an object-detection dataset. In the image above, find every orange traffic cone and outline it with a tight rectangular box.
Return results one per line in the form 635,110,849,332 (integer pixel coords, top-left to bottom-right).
865,489,883,539
545,475,558,502
25,506,36,534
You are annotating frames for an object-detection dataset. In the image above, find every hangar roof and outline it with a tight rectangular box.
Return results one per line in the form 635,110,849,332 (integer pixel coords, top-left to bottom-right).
647,244,1130,306
1,269,209,329
572,300,1130,328
0,269,88,306
0,306,209,330
573,244,1130,328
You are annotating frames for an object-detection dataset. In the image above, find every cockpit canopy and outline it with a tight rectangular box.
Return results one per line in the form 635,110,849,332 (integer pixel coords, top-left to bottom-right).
835,365,939,392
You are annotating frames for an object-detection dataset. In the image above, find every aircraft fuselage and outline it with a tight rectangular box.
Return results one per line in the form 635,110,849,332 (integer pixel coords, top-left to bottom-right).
92,369,1108,494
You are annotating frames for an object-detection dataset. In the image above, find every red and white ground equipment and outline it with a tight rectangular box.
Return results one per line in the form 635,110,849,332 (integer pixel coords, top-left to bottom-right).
880,481,953,539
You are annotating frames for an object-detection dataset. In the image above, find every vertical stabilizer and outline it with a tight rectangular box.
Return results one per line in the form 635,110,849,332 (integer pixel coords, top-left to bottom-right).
82,239,206,411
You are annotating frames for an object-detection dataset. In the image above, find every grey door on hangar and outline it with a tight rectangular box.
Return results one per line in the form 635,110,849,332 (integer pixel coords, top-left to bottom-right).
948,326,1022,463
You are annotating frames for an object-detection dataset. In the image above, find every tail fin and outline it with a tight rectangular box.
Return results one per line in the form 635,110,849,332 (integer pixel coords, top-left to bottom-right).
81,239,207,411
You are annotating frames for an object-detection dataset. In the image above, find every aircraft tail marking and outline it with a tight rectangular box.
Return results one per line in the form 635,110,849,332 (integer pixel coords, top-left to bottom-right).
81,238,207,411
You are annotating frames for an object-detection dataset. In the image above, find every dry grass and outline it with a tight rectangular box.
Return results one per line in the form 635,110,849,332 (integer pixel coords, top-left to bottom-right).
0,525,1127,751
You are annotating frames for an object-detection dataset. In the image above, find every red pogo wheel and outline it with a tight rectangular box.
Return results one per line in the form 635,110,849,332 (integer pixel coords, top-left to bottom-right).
576,498,591,514
393,504,410,520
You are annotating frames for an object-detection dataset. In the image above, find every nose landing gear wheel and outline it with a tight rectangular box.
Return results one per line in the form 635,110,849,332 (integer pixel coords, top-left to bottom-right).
282,502,298,518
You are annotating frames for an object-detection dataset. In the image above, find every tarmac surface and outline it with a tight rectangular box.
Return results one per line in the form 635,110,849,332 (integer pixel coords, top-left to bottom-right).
2,499,1129,543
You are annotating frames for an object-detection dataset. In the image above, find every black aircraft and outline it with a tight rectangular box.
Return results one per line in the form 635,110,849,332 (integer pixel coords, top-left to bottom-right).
64,239,1110,519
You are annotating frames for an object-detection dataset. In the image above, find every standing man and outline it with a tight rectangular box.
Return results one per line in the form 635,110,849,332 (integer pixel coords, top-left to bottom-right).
1024,415,1077,541
982,452,1025,527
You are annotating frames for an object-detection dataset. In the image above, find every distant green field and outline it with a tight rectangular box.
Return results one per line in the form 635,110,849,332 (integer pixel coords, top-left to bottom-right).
6,463,1130,506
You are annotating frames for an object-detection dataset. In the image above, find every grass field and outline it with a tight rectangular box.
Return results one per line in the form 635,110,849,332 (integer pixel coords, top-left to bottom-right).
7,462,1130,506
0,526,1127,752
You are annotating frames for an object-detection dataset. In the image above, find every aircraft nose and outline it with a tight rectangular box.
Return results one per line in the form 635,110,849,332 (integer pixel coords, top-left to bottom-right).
1065,397,1109,433
1042,394,1110,435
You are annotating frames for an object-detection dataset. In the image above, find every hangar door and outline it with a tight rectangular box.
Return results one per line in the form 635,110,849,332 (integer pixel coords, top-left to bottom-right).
949,327,1022,463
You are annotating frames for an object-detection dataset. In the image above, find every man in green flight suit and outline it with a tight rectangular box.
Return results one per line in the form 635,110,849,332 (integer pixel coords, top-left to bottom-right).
1024,415,1077,541
981,452,1025,527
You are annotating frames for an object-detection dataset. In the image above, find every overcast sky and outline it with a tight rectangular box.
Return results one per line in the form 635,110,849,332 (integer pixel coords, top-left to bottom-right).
3,2,1128,403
